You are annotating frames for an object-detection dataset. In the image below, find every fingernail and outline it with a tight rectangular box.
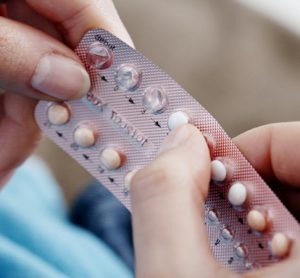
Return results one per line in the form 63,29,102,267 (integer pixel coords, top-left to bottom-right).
32,54,91,99
159,124,192,154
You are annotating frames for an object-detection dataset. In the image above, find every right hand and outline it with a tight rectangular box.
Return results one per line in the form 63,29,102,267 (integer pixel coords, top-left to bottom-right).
130,123,300,278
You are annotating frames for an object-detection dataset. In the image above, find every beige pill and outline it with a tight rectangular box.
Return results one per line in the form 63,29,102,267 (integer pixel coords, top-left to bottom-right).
247,210,267,232
100,148,122,170
124,170,138,191
47,104,70,125
74,126,96,147
270,233,291,258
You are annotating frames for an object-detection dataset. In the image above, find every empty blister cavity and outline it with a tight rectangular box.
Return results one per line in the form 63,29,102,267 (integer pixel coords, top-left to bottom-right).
142,87,168,114
124,170,139,192
87,42,114,69
244,261,260,271
270,233,291,258
247,209,268,233
73,125,97,148
221,226,235,241
167,111,191,130
115,64,141,91
207,209,219,225
228,182,248,207
47,103,70,125
100,147,123,170
234,243,248,260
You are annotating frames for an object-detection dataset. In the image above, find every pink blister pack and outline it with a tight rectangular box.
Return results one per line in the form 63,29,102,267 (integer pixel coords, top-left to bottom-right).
35,29,299,273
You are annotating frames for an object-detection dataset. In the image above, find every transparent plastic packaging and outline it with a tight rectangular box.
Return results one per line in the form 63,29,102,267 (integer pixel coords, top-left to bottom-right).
35,29,299,273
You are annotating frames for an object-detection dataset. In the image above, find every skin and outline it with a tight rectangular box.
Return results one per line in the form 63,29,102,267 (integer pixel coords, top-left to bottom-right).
0,1,299,277
131,123,300,278
0,0,132,186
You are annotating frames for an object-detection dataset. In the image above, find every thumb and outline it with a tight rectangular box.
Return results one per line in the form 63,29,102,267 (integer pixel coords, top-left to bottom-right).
130,124,220,278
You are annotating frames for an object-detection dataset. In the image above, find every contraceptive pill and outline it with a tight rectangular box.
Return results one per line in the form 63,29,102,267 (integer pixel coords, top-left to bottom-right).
35,28,300,273
247,210,268,233
167,111,190,130
73,126,96,148
124,170,139,191
47,103,70,125
270,233,291,258
100,148,123,170
228,182,248,207
211,159,227,182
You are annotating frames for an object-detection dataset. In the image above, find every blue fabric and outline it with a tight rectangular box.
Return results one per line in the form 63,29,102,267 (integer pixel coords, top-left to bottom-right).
71,182,134,270
0,157,133,278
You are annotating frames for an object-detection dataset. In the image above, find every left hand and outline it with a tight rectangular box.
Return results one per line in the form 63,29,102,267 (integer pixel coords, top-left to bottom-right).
0,0,133,186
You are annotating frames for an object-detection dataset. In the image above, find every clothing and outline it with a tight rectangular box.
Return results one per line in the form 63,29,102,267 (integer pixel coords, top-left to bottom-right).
0,157,133,278
71,182,134,270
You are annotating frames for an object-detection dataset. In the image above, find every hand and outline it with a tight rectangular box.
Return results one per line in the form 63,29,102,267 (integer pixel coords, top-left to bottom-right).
0,0,132,186
130,122,300,278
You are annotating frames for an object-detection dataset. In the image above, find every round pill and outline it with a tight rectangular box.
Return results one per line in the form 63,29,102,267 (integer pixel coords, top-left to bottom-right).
167,111,190,131
115,64,141,91
87,42,113,69
211,160,227,182
247,210,267,232
74,126,96,148
100,148,122,170
228,182,247,207
142,87,168,114
124,170,139,191
47,103,70,125
270,233,291,258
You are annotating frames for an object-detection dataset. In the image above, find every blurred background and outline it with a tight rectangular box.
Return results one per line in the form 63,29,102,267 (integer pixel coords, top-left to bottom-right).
36,0,300,204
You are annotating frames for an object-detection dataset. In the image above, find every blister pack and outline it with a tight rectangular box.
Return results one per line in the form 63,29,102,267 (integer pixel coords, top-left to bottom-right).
35,29,299,273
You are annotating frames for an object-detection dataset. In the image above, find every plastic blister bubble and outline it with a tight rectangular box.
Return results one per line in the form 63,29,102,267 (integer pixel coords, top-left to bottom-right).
35,29,300,273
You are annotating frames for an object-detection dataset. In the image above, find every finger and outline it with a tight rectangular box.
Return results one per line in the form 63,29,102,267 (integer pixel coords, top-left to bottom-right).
26,0,133,47
0,92,40,184
233,122,300,187
0,17,90,100
243,240,300,278
130,124,224,277
7,0,63,40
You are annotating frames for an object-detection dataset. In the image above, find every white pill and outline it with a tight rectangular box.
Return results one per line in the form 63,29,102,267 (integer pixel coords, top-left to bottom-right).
47,104,70,125
100,148,122,170
124,170,138,191
228,182,247,206
168,111,190,130
211,160,227,182
74,126,96,148
270,233,291,258
247,210,267,232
